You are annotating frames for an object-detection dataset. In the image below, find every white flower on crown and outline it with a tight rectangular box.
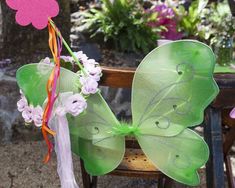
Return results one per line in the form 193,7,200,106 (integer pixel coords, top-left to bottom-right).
83,59,102,81
80,76,98,95
75,51,88,63
33,106,43,127
64,93,87,116
42,57,51,65
17,95,28,112
17,91,88,126
59,50,102,86
60,55,73,63
22,105,34,123
17,92,43,127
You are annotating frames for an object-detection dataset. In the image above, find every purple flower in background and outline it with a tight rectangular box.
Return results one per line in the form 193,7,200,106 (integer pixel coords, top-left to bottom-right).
22,105,33,123
153,4,175,22
32,105,43,127
147,4,182,40
17,96,28,112
65,94,87,116
80,76,98,95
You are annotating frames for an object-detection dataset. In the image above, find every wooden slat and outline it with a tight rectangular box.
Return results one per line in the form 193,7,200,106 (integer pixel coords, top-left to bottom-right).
100,66,135,88
212,88,235,108
214,73,235,89
119,148,157,171
109,169,164,178
100,67,235,108
109,148,163,178
100,67,235,89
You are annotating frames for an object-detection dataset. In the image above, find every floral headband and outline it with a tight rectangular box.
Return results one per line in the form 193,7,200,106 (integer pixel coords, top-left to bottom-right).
17,52,102,128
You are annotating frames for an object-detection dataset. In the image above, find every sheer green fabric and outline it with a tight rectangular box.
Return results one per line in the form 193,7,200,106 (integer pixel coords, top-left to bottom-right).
137,129,209,186
16,63,80,106
70,41,218,185
132,40,219,136
69,93,125,175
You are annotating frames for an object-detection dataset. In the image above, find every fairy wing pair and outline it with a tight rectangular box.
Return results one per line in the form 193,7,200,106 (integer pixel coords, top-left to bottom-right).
69,40,219,186
16,40,219,186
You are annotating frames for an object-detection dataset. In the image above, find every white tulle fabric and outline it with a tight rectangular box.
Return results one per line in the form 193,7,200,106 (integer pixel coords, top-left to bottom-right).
48,92,87,188
49,115,79,188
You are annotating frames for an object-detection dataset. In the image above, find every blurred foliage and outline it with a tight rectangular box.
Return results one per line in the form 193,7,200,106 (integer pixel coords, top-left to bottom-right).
82,0,160,54
199,1,235,45
174,0,208,39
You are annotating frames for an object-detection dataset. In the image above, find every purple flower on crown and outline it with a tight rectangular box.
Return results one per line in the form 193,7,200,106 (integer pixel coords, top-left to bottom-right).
80,76,98,95
22,105,34,123
32,106,43,127
83,59,102,81
64,94,87,116
41,57,51,65
60,56,73,63
75,51,88,63
17,96,28,112
59,50,102,83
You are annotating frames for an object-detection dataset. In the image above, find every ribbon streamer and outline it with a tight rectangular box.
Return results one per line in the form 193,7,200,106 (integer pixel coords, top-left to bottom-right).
42,20,62,163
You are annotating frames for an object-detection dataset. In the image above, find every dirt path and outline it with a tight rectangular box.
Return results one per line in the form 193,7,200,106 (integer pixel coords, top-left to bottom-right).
0,141,210,188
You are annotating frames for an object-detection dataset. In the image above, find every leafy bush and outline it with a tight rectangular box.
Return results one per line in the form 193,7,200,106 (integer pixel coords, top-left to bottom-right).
201,1,235,45
174,0,208,39
82,0,159,54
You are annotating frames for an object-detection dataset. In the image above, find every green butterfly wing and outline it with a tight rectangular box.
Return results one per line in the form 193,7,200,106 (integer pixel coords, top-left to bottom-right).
136,129,209,186
132,40,219,136
16,63,79,106
69,93,125,175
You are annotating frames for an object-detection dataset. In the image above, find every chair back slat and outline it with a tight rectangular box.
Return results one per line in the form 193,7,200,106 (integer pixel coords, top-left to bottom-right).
100,66,136,88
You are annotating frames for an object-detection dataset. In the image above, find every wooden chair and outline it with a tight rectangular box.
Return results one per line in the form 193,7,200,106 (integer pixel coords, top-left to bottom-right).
79,66,173,188
208,73,235,188
222,109,235,188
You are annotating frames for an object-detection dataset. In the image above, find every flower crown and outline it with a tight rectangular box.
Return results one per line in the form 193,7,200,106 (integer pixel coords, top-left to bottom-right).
17,51,102,127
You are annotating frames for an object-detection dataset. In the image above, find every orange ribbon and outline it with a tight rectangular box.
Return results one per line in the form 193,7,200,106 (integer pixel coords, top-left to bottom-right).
42,21,62,163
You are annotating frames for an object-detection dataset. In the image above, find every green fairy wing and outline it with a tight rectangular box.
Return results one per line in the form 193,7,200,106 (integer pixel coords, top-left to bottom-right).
136,129,209,186
16,63,79,106
132,40,219,136
69,93,125,176
131,40,218,185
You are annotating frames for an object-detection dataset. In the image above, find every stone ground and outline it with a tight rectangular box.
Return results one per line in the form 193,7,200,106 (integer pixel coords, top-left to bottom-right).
0,141,210,188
